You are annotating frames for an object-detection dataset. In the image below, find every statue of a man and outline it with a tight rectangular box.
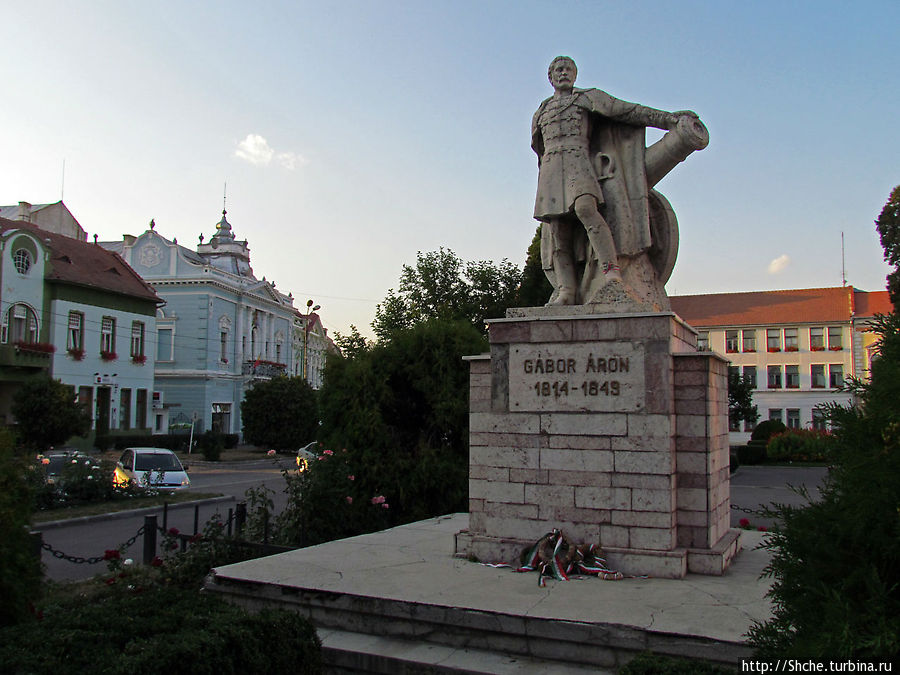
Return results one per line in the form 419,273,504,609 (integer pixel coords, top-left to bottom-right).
533,56,708,307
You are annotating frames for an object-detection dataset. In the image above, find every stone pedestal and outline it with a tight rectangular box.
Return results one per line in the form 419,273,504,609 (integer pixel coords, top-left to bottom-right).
455,311,741,578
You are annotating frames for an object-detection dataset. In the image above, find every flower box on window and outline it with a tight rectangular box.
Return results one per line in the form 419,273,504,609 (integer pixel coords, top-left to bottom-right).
829,346,843,351
767,347,781,353
131,354,147,364
14,341,55,355
743,348,756,353
785,346,799,352
810,346,825,352
100,350,118,362
67,348,85,361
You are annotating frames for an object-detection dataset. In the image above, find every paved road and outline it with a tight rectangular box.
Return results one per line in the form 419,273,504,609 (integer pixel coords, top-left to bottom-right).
37,457,296,582
36,461,828,581
730,464,827,529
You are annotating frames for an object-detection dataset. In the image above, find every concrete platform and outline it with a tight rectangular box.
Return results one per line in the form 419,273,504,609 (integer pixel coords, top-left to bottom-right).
205,513,772,672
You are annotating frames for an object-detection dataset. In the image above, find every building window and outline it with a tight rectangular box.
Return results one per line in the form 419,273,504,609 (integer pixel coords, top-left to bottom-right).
67,311,84,351
3,304,38,344
769,409,783,423
729,416,741,432
812,409,827,431
130,321,145,358
696,331,709,351
120,389,131,430
742,330,756,352
13,248,32,275
728,365,740,381
275,342,282,363
211,403,231,434
786,409,800,429
725,330,739,353
742,365,757,389
829,364,844,388
811,364,826,388
767,365,782,389
220,331,228,362
828,326,843,350
810,327,825,351
785,364,800,389
784,328,798,352
743,418,755,432
157,328,173,361
101,317,116,354
767,328,781,352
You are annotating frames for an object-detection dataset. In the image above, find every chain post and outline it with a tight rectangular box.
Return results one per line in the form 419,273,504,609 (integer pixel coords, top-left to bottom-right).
227,507,234,537
235,501,246,536
143,515,157,565
30,530,43,568
193,504,200,535
163,502,169,531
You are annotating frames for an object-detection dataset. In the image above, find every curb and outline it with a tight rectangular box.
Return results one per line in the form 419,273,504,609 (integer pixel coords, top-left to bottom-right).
33,495,237,530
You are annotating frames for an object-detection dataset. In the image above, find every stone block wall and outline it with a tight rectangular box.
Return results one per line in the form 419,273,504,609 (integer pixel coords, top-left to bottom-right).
457,311,738,577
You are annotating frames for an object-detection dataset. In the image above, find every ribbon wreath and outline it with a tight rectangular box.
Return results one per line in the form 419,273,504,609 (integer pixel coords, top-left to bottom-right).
486,528,624,586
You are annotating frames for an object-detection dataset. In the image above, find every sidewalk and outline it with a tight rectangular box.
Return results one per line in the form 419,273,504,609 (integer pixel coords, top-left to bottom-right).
207,513,772,670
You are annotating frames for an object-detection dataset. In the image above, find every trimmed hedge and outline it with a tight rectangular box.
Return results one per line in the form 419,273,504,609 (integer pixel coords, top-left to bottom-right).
0,586,322,674
766,429,833,462
750,419,786,443
737,440,767,465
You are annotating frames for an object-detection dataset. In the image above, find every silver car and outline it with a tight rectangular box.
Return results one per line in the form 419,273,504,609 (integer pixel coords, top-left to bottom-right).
113,447,191,491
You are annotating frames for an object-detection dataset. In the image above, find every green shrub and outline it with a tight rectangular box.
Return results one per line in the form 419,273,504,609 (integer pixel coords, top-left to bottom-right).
223,433,240,449
750,419,787,443
0,431,43,627
196,431,223,461
0,586,322,674
749,313,900,658
766,429,833,462
737,441,766,465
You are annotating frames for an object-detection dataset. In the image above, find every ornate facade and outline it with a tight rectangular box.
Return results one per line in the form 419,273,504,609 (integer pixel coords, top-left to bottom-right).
102,212,298,436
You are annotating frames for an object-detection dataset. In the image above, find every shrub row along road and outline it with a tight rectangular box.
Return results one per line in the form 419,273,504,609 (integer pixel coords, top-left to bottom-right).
36,462,826,582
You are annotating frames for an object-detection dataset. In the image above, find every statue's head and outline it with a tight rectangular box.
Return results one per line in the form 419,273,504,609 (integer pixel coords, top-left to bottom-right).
548,56,577,89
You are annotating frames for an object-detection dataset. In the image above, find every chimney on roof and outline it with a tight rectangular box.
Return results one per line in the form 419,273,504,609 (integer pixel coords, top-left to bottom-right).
17,202,31,222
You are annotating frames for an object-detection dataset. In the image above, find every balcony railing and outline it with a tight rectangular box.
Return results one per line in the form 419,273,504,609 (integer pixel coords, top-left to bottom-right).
242,359,287,379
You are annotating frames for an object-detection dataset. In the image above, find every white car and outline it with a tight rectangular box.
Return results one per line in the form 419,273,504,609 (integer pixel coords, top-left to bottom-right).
113,447,191,491
296,441,319,473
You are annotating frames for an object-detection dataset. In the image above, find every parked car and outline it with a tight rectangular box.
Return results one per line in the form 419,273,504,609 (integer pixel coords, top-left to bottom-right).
113,447,191,491
296,441,318,473
36,449,88,484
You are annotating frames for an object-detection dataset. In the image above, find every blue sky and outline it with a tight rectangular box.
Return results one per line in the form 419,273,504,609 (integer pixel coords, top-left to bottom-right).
1,1,898,338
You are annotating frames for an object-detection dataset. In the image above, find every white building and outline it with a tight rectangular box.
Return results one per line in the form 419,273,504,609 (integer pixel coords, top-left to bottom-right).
671,286,892,443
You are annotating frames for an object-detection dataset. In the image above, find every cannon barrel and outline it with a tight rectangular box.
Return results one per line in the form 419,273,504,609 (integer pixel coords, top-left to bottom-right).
645,116,709,189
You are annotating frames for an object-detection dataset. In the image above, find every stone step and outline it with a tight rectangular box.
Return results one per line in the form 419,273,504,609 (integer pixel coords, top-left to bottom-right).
319,628,613,674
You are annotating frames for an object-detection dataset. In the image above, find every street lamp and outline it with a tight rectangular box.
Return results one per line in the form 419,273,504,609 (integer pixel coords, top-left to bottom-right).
302,299,321,383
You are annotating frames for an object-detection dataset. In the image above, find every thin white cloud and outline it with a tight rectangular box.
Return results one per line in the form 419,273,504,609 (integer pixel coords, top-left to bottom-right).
235,134,306,170
767,254,791,274
235,134,274,166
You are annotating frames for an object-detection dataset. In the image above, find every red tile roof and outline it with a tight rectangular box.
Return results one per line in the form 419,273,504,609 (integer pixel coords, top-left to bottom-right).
0,217,161,304
669,287,889,327
853,289,893,318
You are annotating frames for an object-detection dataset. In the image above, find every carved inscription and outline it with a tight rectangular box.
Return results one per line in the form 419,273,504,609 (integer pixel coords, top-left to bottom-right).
509,342,644,412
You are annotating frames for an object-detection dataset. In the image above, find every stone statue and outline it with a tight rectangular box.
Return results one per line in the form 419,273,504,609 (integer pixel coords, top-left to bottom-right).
533,56,709,309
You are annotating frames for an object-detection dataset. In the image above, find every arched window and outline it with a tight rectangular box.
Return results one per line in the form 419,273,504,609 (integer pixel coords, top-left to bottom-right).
13,248,32,275
2,303,39,344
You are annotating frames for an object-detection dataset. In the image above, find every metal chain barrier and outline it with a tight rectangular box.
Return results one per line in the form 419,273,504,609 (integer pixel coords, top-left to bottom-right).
731,503,766,515
39,523,146,565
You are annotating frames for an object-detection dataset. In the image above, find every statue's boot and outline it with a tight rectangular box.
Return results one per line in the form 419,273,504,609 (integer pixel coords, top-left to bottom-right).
546,250,578,305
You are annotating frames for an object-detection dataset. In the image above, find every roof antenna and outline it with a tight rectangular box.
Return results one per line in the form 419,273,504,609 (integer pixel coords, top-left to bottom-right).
841,231,847,287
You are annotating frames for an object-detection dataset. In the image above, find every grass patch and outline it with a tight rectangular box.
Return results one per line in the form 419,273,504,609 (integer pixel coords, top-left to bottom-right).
31,492,225,523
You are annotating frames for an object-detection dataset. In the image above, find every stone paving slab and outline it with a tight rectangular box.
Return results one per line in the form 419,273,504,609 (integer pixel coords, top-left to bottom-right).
208,513,773,667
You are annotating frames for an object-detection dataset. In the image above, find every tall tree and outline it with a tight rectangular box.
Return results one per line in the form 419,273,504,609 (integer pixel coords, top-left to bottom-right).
875,184,900,309
372,248,521,342
728,372,759,431
11,377,91,453
517,224,553,307
241,376,318,450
